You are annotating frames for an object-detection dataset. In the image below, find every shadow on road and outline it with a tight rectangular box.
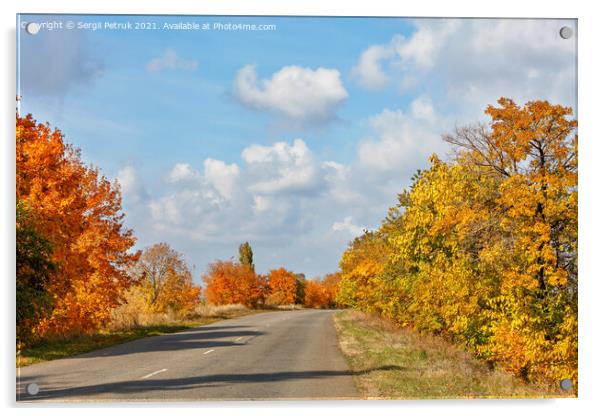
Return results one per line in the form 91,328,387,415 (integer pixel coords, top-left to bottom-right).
69,327,265,359
19,365,403,401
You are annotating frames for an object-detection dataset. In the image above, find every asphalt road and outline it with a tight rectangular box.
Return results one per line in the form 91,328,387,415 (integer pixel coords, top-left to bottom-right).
16,309,359,402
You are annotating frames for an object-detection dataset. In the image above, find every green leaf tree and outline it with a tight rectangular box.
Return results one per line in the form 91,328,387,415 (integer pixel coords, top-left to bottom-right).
238,242,255,272
16,201,57,347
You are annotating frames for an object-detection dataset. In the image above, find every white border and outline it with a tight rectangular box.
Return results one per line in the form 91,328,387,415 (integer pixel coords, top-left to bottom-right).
2,1,601,415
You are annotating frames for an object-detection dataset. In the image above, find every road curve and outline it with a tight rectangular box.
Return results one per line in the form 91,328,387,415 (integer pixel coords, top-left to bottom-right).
17,309,359,401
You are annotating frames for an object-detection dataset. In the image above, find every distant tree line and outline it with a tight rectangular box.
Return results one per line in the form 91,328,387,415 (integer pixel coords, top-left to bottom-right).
203,242,340,309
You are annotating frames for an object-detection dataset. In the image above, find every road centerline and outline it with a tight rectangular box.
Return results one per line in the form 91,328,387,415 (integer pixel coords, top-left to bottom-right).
141,368,167,379
203,349,215,355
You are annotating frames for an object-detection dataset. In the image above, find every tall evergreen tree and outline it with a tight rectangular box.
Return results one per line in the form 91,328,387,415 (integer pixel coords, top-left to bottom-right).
238,242,255,272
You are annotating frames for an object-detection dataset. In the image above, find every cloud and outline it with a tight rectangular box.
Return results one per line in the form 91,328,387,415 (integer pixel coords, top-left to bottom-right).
203,159,240,201
391,21,458,70
351,44,393,89
332,216,364,237
167,163,201,183
351,21,457,92
322,161,361,204
252,195,271,214
166,160,239,201
410,94,436,122
143,130,415,260
19,29,103,96
146,49,198,72
352,19,577,112
116,166,148,203
233,64,348,125
242,139,322,195
149,194,183,225
146,138,346,245
357,96,446,172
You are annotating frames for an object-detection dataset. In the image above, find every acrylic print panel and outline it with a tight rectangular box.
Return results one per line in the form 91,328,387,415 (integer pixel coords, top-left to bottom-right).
16,14,577,401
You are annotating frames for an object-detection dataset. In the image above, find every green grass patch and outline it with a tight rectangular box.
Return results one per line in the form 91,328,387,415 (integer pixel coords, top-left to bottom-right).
334,310,572,399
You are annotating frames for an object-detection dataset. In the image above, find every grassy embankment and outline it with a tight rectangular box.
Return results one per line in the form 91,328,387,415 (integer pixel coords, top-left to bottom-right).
17,304,260,367
334,309,573,399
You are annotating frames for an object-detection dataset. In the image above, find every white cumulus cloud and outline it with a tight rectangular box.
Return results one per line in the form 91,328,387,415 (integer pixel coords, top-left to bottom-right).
167,163,201,183
233,64,348,124
243,139,321,195
203,158,240,201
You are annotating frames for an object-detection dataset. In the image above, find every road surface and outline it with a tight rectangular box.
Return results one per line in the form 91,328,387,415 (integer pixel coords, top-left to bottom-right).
17,309,359,401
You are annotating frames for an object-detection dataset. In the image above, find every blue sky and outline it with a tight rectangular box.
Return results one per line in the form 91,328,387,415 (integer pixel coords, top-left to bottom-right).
17,15,577,280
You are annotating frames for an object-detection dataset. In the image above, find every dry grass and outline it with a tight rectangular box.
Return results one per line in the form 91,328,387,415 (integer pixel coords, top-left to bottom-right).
265,303,306,310
108,302,254,331
334,310,573,399
190,303,255,319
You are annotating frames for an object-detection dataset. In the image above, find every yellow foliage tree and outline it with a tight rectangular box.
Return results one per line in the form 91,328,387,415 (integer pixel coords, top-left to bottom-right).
131,243,200,313
336,98,577,388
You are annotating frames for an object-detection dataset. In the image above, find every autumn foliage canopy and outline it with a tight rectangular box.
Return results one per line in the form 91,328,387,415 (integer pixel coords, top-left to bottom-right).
337,98,578,387
266,268,298,306
16,114,139,341
304,273,341,308
203,260,265,307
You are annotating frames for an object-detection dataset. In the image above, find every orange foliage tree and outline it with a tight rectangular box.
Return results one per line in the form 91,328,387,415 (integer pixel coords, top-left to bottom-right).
322,272,342,307
304,280,328,308
266,268,298,306
16,114,139,337
203,260,264,307
304,273,341,309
